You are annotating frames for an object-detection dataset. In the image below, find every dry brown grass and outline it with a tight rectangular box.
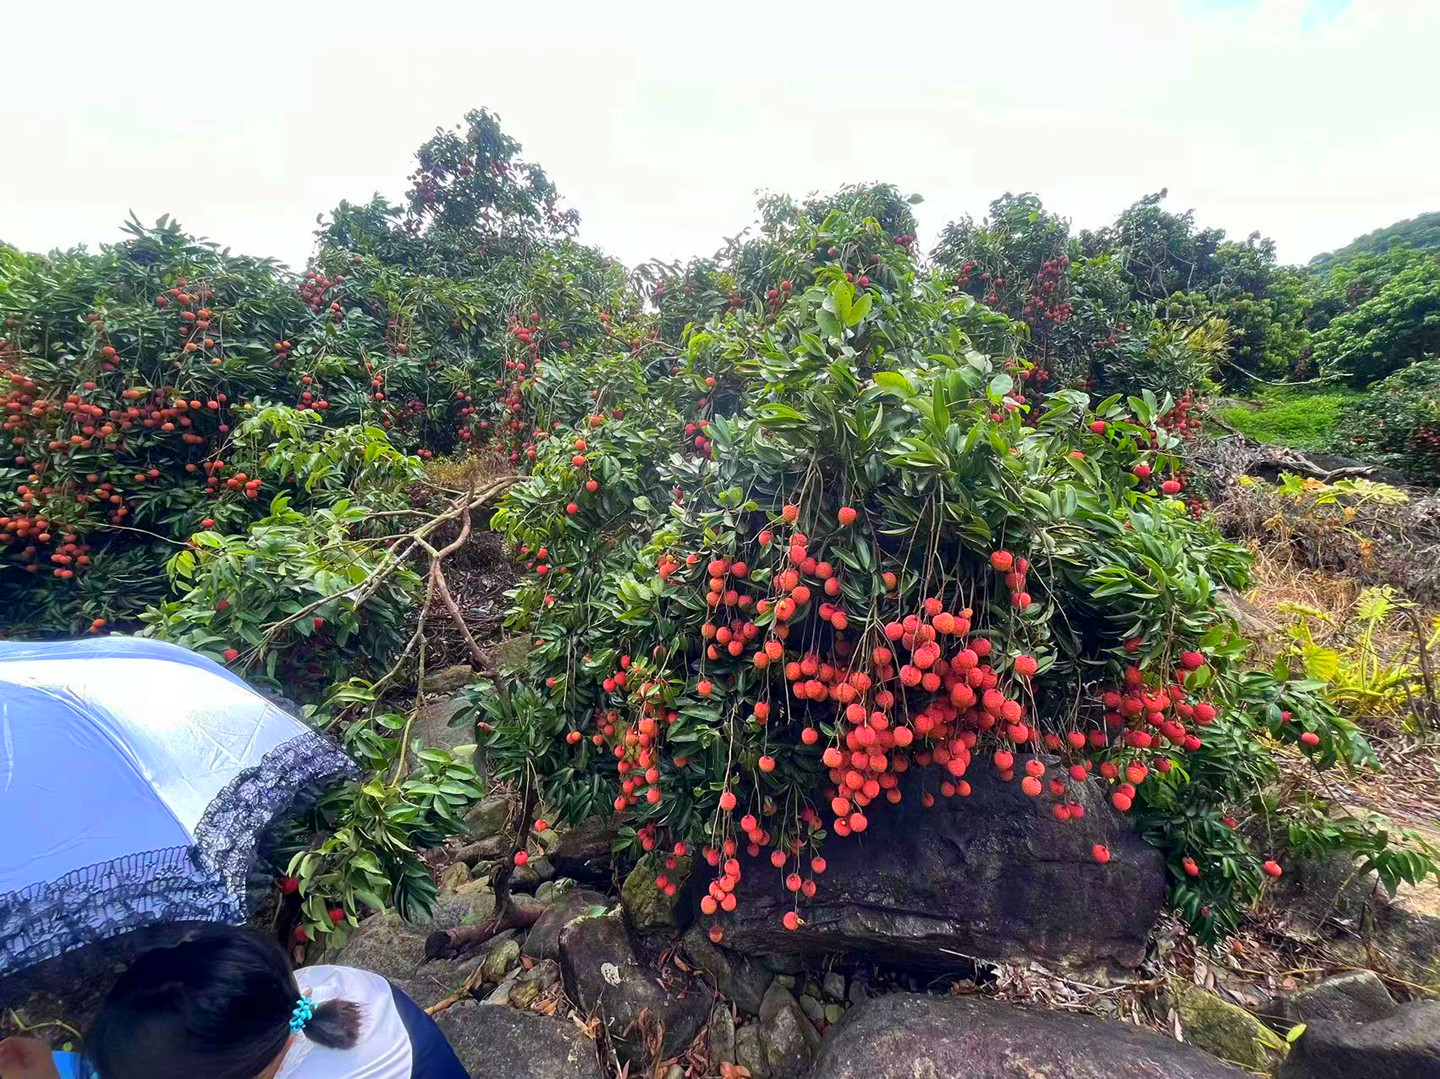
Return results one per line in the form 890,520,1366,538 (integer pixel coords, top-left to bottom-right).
422,450,511,494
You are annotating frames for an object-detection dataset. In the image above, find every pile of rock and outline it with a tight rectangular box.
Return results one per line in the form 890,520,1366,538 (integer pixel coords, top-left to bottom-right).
323,763,1439,1078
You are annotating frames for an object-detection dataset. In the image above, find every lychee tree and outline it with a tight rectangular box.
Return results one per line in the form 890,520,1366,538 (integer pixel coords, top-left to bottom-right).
465,206,1389,941
0,109,622,640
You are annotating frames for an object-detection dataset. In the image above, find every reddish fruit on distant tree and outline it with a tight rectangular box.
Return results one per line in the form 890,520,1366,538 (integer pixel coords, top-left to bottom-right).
328,907,345,924
222,648,239,662
990,550,1014,572
719,790,737,811
514,850,529,866
1013,655,1038,677
1092,844,1111,864
278,876,299,894
1161,480,1181,495
782,910,799,931
1089,420,1107,434
1263,860,1283,878
837,505,858,526
1300,731,1320,746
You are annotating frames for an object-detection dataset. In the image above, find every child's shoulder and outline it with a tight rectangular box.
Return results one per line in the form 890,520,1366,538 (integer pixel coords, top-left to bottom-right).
296,962,393,1005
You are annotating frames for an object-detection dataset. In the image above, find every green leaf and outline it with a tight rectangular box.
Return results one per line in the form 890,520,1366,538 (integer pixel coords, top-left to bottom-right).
873,371,914,397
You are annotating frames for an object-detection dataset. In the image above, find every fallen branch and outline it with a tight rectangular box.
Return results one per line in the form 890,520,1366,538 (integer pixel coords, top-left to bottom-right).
422,901,543,962
448,835,509,864
256,475,517,652
424,772,541,963
431,561,489,668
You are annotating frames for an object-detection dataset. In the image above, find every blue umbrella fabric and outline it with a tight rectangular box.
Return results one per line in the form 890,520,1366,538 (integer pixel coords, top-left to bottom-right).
0,637,358,977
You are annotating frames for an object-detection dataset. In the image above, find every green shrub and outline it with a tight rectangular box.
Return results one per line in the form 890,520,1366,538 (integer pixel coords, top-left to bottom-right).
142,493,423,701
1313,256,1440,385
1333,359,1440,482
275,736,484,946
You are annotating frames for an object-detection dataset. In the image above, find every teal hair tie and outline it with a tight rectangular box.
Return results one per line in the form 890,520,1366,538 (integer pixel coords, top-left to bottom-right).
289,995,315,1035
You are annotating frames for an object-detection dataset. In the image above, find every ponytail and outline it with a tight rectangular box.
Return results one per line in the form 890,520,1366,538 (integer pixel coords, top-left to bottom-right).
301,998,362,1050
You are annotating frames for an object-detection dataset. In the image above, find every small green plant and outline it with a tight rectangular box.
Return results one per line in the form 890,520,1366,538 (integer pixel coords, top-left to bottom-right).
1283,802,1440,898
280,734,484,945
1271,473,1409,506
1277,588,1440,734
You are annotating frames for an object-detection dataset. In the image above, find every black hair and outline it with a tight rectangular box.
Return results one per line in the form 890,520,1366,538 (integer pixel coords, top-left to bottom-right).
87,927,361,1079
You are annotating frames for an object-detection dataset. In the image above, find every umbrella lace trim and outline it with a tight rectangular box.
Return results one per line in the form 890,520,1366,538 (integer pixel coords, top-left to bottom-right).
0,731,356,977
193,728,359,897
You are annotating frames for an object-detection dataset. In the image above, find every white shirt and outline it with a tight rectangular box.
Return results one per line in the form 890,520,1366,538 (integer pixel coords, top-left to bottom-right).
276,966,412,1079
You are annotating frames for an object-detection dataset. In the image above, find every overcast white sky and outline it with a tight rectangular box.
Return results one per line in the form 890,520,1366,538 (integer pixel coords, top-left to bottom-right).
2,0,1434,273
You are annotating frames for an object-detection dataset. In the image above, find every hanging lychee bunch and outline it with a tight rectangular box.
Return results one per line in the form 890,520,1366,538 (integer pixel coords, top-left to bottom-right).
584,481,1219,939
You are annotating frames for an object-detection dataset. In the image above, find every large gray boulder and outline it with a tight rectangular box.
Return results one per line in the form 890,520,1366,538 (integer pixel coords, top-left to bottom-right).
547,815,622,885
720,764,1163,973
558,910,708,1068
811,992,1251,1079
433,1002,603,1078
1280,1000,1440,1079
1265,969,1398,1030
522,888,612,961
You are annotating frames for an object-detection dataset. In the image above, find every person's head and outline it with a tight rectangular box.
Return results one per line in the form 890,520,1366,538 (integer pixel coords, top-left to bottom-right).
87,927,359,1079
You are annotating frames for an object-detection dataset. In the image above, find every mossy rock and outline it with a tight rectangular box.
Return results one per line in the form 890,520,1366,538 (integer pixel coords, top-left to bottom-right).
480,937,521,983
1176,982,1286,1071
493,636,532,672
462,795,512,840
621,856,693,933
